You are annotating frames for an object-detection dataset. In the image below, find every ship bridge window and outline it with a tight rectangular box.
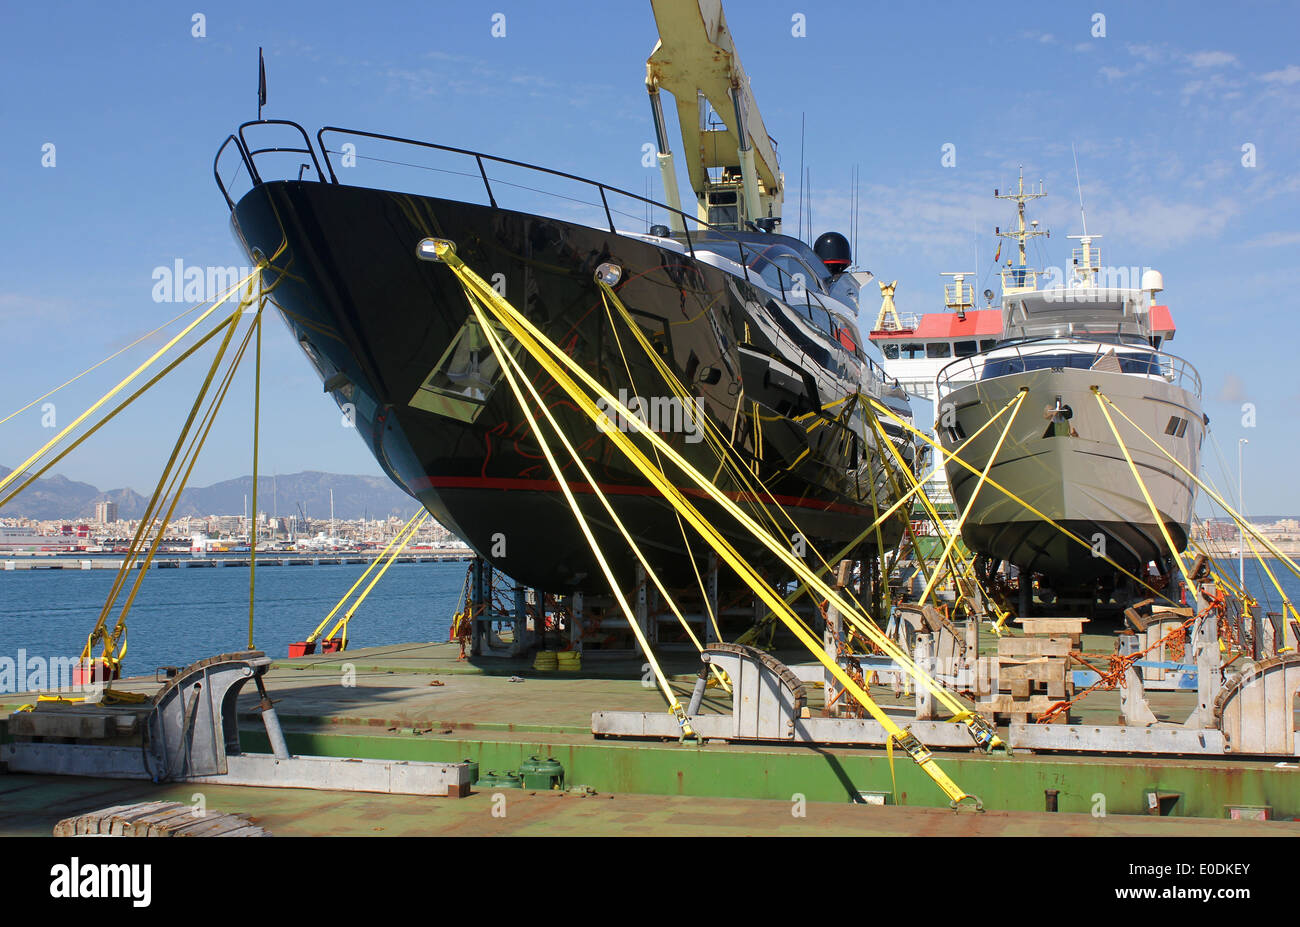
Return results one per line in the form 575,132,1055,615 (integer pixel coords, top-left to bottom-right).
926,342,951,359
882,343,900,360
981,351,1165,380
980,339,998,351
954,340,978,357
900,342,925,359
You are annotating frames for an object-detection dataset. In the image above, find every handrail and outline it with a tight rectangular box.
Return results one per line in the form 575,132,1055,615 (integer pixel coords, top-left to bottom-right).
238,120,326,186
216,119,890,387
936,337,1201,397
213,133,251,210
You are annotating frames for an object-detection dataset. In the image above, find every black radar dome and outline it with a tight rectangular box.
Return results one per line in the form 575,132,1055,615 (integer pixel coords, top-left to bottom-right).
814,232,851,273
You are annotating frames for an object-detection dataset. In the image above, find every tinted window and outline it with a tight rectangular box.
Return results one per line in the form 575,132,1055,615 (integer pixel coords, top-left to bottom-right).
980,351,1164,380
883,343,900,360
980,340,998,351
900,343,925,359
927,342,951,359
954,340,977,357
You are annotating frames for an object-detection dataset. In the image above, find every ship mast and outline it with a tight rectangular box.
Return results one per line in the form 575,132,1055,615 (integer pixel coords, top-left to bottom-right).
994,167,1048,294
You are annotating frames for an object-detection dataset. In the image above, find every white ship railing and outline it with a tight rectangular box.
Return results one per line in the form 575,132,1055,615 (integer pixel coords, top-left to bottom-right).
936,338,1201,397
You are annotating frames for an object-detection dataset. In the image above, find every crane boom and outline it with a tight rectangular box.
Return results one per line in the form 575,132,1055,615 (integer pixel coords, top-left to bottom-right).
646,0,783,231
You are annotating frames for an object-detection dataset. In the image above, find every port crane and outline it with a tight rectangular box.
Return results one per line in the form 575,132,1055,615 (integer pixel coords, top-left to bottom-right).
646,0,783,232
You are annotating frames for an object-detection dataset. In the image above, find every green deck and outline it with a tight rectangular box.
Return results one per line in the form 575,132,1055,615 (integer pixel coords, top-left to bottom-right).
4,640,1296,834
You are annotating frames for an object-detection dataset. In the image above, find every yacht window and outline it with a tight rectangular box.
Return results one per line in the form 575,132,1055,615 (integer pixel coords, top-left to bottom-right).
900,342,925,359
954,340,977,357
883,343,900,360
926,342,951,359
808,306,834,337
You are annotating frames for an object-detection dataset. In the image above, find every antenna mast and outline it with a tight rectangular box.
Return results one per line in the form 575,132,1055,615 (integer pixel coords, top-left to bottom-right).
994,166,1049,294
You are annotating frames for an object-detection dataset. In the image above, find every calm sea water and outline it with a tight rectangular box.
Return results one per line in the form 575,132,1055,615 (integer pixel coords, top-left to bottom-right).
1237,558,1300,619
3,554,1298,679
0,558,468,676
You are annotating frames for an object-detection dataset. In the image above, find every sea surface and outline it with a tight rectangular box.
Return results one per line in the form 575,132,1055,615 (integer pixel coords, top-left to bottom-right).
0,558,467,677
2,554,1298,680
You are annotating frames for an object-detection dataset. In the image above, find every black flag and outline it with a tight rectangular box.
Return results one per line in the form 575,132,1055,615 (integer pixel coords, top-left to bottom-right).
257,47,267,119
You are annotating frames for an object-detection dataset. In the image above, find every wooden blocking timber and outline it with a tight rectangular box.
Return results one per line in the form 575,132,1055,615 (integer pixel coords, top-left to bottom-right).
975,694,1068,725
997,636,1071,658
998,658,1069,700
1014,617,1088,648
53,801,270,837
991,634,1074,711
1125,598,1155,633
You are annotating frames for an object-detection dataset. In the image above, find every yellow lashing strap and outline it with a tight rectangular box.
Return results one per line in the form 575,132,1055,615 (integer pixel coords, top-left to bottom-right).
918,389,1027,605
88,296,267,687
322,511,431,646
1092,388,1196,594
308,508,428,644
1097,390,1300,585
465,291,696,736
431,239,981,802
0,271,261,500
867,396,1180,607
0,299,214,427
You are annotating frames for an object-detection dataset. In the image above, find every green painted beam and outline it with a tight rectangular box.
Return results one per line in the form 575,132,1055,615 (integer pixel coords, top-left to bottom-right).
240,728,1297,821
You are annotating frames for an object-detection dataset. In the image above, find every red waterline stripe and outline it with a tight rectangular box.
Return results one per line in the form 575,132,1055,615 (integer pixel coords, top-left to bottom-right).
409,474,876,517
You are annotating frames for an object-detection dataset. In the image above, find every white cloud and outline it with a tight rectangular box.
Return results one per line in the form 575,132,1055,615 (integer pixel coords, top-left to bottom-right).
1260,64,1300,85
1187,50,1237,69
1127,43,1164,64
1245,231,1300,248
1216,372,1248,403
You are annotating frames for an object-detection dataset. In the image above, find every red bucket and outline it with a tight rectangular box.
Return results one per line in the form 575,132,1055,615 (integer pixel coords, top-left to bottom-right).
320,638,344,654
287,641,317,658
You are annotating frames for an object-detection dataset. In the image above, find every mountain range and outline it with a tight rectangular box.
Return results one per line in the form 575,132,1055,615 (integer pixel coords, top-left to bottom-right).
0,466,417,522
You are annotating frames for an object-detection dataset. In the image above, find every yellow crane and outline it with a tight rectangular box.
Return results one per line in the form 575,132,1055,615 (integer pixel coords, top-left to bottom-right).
646,0,783,232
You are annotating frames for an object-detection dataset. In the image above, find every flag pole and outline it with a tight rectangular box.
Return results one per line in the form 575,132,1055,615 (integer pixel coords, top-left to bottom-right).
257,47,266,120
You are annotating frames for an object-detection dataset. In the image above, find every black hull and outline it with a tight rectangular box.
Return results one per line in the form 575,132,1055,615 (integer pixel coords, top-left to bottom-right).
230,180,908,592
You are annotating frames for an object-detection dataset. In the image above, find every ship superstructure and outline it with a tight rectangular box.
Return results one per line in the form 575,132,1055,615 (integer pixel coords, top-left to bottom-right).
871,171,1197,608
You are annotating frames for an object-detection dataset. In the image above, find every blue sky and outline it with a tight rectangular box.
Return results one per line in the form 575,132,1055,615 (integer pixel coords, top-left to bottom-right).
1,0,1297,513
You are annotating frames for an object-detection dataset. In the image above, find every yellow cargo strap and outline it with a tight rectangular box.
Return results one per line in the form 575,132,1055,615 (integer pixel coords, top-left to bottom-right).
598,282,841,597
493,293,732,693
80,304,249,672
465,291,696,736
781,388,1027,619
0,270,261,500
88,297,267,685
431,239,982,801
918,389,1027,605
0,303,250,512
322,511,431,647
249,311,263,649
867,397,1179,607
308,508,428,644
1095,390,1300,585
0,299,215,427
863,403,980,609
1091,389,1196,594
